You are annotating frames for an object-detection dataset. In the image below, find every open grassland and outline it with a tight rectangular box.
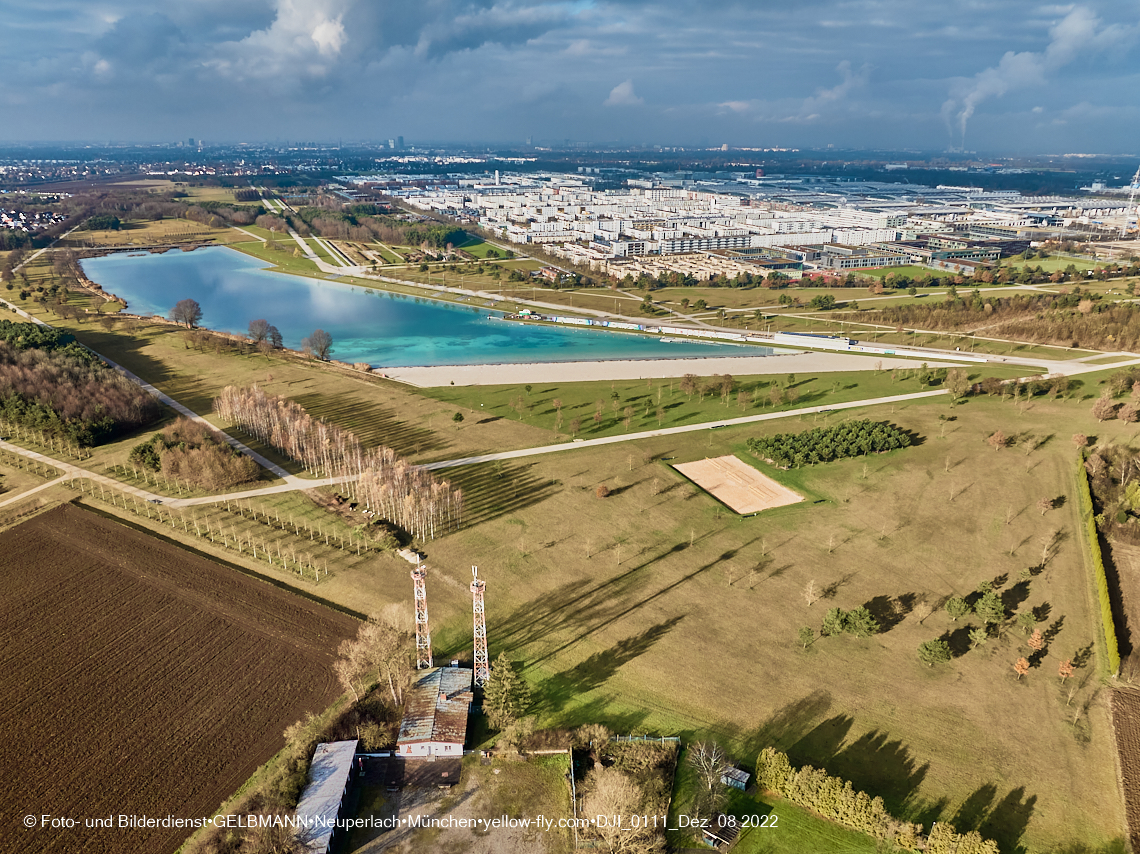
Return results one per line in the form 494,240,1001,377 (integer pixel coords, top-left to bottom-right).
421,364,1037,443
0,503,357,854
410,390,1130,853
59,218,243,249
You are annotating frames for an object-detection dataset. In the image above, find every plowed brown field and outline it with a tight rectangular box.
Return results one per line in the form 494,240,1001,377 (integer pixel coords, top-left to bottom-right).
1113,688,1140,851
0,504,358,854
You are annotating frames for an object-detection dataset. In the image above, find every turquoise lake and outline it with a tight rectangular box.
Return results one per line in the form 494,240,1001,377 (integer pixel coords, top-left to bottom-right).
80,247,774,368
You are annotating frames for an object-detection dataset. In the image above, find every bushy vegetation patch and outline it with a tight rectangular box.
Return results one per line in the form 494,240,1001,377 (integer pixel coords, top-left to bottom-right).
129,417,259,490
746,419,911,468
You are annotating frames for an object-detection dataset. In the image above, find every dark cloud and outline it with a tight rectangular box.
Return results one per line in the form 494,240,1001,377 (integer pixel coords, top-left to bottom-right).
0,0,1137,151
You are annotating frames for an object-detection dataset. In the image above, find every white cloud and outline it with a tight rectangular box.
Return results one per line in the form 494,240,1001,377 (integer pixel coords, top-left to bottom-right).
211,0,351,79
604,79,642,107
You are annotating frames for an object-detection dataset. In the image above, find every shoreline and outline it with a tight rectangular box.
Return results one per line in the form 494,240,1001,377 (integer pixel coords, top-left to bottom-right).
380,351,971,387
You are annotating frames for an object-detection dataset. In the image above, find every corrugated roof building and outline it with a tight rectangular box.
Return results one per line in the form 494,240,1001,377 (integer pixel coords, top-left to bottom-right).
397,666,473,757
295,739,358,854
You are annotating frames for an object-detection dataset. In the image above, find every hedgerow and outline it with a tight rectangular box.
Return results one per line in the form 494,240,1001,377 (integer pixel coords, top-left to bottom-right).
756,747,998,853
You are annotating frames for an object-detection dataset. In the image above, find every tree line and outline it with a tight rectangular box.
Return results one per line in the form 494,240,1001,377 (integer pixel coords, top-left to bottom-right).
858,287,1140,351
756,747,999,853
746,419,911,468
215,385,463,540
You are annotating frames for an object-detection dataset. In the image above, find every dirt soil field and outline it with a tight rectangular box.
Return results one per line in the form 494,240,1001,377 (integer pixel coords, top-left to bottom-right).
1112,689,1140,851
673,455,803,514
0,503,358,854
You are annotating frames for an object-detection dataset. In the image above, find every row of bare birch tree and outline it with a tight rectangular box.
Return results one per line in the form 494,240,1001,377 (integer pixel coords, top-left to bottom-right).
215,385,463,540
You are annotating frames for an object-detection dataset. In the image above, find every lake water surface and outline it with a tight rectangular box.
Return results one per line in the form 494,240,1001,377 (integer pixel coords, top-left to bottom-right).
80,247,775,368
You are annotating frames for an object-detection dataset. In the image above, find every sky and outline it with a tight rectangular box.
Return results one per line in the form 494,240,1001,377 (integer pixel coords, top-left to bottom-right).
1,0,1138,154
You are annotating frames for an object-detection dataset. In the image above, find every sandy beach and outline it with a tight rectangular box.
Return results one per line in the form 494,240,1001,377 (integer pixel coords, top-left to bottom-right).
380,350,971,387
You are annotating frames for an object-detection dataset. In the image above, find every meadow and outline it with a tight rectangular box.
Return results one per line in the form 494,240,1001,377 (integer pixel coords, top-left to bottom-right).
414,386,1128,853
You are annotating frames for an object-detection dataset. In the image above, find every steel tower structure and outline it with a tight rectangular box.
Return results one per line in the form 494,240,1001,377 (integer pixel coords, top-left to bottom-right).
1124,165,1140,239
411,564,433,669
471,566,490,687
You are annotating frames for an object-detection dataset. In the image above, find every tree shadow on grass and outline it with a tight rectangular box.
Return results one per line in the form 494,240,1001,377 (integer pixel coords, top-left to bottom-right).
293,391,446,457
951,783,997,832
539,616,685,714
1001,580,1032,614
863,593,915,633
978,786,1037,854
941,624,973,658
443,460,557,527
495,540,710,659
747,690,833,756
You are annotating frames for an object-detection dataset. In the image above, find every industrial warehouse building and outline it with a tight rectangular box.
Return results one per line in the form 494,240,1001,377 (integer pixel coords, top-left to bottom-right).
396,666,473,757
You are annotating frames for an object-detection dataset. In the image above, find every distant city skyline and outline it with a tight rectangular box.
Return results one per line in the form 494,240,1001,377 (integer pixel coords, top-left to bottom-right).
2,1,1138,154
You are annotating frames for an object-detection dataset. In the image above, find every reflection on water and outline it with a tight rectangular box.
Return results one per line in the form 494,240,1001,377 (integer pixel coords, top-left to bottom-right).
80,247,772,368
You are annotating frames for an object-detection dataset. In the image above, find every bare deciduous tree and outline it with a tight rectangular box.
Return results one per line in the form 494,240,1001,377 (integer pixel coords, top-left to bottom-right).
170,298,202,328
687,740,728,794
301,328,333,361
803,580,821,606
581,766,662,854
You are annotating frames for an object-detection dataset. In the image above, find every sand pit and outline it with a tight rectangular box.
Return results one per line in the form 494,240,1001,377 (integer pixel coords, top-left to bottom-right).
674,455,803,514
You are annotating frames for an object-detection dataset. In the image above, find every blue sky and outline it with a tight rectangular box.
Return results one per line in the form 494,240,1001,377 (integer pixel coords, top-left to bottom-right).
1,1,1138,153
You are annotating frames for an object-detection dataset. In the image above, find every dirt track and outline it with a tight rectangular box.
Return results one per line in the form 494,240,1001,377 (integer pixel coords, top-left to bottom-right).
0,504,357,854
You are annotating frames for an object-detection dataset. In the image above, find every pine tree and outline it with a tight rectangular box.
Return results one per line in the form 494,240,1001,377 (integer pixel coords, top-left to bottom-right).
918,639,951,666
483,652,531,730
821,607,847,637
945,596,970,621
974,591,1004,626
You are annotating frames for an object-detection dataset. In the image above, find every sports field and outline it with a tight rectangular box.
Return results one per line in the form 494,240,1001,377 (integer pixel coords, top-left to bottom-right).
674,455,803,514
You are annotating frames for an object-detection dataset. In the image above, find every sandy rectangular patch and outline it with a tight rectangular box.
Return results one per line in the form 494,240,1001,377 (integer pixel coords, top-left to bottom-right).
674,455,803,515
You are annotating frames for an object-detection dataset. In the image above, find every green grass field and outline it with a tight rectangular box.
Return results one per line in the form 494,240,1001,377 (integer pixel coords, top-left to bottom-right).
669,749,879,852
419,365,1036,444
415,390,1127,853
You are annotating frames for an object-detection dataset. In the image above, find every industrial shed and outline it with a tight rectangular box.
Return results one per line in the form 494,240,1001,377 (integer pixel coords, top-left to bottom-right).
396,666,473,757
295,740,359,854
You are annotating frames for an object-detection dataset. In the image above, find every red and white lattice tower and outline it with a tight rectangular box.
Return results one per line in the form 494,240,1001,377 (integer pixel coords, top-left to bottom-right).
471,566,489,687
411,564,433,670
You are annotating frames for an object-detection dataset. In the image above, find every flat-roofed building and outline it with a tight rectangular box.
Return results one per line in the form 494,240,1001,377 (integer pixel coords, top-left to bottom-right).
295,740,359,854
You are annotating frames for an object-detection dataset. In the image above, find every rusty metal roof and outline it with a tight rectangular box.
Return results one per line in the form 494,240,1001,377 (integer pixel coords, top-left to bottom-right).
397,667,472,747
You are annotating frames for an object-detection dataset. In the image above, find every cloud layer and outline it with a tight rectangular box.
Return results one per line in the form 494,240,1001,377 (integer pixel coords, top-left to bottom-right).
1,0,1138,152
